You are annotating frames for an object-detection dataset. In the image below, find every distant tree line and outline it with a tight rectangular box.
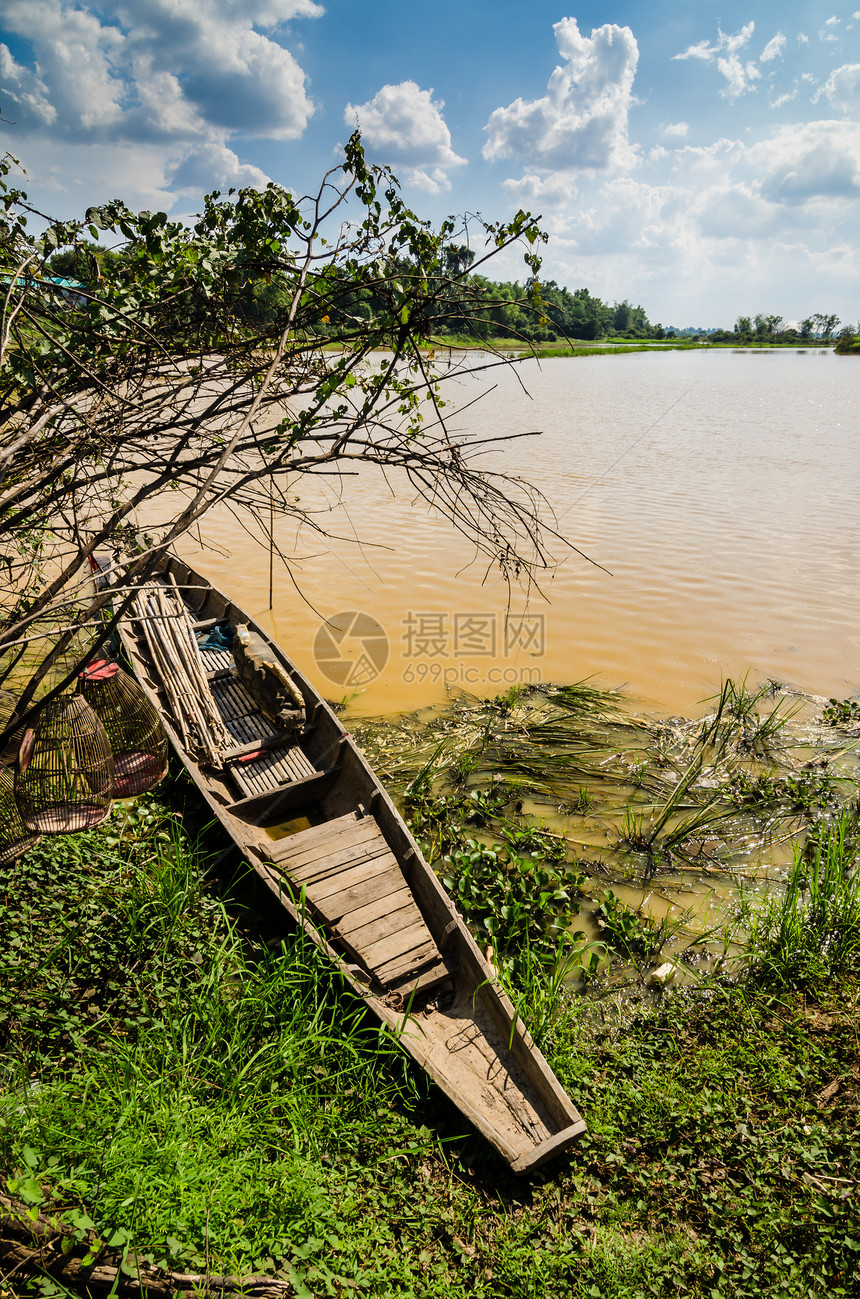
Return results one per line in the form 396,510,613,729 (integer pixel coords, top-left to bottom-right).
708,312,849,345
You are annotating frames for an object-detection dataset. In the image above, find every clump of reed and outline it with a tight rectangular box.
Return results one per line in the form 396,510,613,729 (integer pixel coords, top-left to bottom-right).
738,810,860,987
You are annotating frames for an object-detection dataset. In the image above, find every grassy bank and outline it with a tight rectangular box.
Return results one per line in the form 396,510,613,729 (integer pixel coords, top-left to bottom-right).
2,685,859,1298
429,334,701,357
426,335,834,357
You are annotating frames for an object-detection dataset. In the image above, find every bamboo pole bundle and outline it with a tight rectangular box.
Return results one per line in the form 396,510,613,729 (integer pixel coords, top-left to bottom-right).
131,582,230,767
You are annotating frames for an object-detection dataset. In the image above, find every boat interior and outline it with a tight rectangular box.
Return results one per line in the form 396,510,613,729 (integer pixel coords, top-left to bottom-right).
118,552,586,1171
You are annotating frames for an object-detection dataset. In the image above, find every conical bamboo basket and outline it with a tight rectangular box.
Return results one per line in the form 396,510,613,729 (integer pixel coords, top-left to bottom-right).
15,695,114,833
78,661,168,798
0,766,42,864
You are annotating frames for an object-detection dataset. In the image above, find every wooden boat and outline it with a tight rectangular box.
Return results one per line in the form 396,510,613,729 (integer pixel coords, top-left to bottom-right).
110,552,586,1172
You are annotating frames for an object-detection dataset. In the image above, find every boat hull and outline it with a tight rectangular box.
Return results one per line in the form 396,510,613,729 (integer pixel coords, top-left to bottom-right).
112,553,586,1172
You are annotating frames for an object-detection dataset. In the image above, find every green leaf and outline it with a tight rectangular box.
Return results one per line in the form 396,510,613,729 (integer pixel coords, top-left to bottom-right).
18,1175,44,1205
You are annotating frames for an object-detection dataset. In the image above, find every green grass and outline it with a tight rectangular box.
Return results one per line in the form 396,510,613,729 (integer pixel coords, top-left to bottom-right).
3,696,860,1298
0,797,438,1290
738,811,860,988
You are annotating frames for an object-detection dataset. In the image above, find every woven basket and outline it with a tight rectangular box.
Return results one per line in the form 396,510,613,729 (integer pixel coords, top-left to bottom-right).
15,695,114,833
0,688,26,767
78,661,168,798
0,765,42,865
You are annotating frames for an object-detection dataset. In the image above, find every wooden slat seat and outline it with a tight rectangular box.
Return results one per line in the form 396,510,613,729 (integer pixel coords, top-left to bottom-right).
264,813,452,995
209,676,281,743
228,742,316,799
198,644,234,676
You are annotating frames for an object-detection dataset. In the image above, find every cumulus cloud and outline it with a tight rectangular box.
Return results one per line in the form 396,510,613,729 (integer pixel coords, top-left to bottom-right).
0,43,57,127
344,81,465,192
0,0,321,200
508,114,859,328
673,23,763,100
2,1,126,131
170,142,270,193
483,17,639,176
760,34,786,63
662,121,690,138
748,121,860,203
816,63,860,114
501,171,580,206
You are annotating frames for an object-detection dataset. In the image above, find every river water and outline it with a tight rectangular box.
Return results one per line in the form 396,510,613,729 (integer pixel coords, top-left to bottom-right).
180,348,859,720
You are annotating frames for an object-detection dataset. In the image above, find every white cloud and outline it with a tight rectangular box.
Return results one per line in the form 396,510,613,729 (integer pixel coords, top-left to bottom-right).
816,63,860,114
0,43,57,126
760,34,786,63
344,81,465,191
673,23,762,100
673,23,755,61
819,15,841,42
501,171,580,206
717,53,761,101
0,0,322,201
170,142,270,192
672,39,713,63
2,1,126,131
662,121,690,138
409,168,456,195
749,121,860,204
483,17,639,175
693,181,778,239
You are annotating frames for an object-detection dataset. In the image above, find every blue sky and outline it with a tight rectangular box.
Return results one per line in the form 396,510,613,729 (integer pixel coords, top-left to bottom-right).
1,1,858,327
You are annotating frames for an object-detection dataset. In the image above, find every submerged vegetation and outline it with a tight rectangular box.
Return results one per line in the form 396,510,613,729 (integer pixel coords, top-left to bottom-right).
354,676,860,982
2,677,860,1298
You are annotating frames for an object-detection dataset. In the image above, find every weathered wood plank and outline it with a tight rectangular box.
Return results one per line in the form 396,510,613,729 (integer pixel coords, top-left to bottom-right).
290,852,391,894
284,828,388,881
387,961,454,998
361,920,432,969
376,942,441,983
276,818,384,865
306,865,405,921
279,810,376,847
305,852,395,902
263,813,361,862
336,896,415,944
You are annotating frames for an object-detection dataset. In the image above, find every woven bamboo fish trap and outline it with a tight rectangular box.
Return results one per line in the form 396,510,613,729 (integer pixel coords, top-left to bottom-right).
0,765,42,864
0,688,26,767
15,695,114,833
78,660,168,798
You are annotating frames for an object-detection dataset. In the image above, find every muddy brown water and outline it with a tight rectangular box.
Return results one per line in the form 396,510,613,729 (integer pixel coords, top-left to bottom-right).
179,348,859,719
174,348,858,975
